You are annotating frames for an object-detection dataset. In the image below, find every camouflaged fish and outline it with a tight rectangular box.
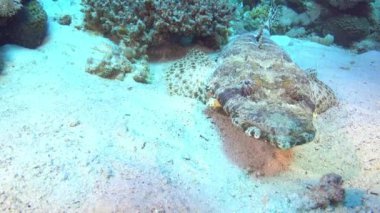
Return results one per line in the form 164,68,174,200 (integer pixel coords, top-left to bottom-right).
165,33,337,149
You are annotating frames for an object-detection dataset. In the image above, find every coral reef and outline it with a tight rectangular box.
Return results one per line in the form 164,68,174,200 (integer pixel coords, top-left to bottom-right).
0,0,47,48
233,0,378,50
243,4,271,31
240,0,261,10
327,0,371,10
277,0,376,48
0,0,22,19
82,0,235,62
323,15,370,47
165,33,336,149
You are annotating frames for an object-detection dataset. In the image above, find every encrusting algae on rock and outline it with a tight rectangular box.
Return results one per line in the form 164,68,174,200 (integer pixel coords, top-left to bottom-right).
166,33,337,149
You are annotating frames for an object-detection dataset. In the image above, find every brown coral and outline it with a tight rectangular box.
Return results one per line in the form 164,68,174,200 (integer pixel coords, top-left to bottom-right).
82,0,236,62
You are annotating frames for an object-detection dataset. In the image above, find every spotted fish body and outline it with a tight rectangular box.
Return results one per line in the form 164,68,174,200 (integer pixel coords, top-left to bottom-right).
165,50,215,103
166,33,337,149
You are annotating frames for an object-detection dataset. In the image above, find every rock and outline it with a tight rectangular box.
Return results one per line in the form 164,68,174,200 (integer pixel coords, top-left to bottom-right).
85,43,133,80
328,0,371,10
324,14,370,47
352,39,380,53
133,60,152,84
309,34,335,46
286,27,306,38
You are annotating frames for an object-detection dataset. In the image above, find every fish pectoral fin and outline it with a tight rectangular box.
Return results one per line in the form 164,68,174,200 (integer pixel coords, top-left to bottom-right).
207,98,222,110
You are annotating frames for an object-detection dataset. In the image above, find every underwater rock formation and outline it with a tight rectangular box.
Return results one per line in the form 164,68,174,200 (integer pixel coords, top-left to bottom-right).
241,0,260,10
86,44,133,80
82,0,235,75
327,0,371,10
235,0,379,50
288,0,376,48
0,0,47,48
323,14,370,47
82,0,235,54
166,33,336,149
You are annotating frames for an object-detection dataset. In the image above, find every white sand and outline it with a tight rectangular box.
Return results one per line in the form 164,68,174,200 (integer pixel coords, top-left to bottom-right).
0,1,379,211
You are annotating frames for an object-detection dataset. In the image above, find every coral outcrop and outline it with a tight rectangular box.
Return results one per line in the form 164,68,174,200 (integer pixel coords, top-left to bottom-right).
166,33,336,149
275,0,376,48
0,0,22,19
323,15,370,47
86,43,133,80
234,0,378,50
327,0,372,10
82,0,235,77
0,0,47,48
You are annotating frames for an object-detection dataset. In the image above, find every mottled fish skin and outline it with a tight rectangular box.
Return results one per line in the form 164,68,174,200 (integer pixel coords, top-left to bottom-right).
207,33,336,149
165,33,337,149
165,49,215,103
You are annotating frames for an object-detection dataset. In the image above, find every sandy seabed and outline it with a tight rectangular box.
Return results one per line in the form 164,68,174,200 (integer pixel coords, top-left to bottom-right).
0,1,379,212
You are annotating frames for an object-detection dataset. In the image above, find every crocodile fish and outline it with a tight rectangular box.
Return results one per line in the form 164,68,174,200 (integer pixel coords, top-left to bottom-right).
166,33,336,149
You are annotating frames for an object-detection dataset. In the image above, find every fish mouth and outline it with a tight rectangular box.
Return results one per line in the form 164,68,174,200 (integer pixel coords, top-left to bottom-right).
229,101,316,150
